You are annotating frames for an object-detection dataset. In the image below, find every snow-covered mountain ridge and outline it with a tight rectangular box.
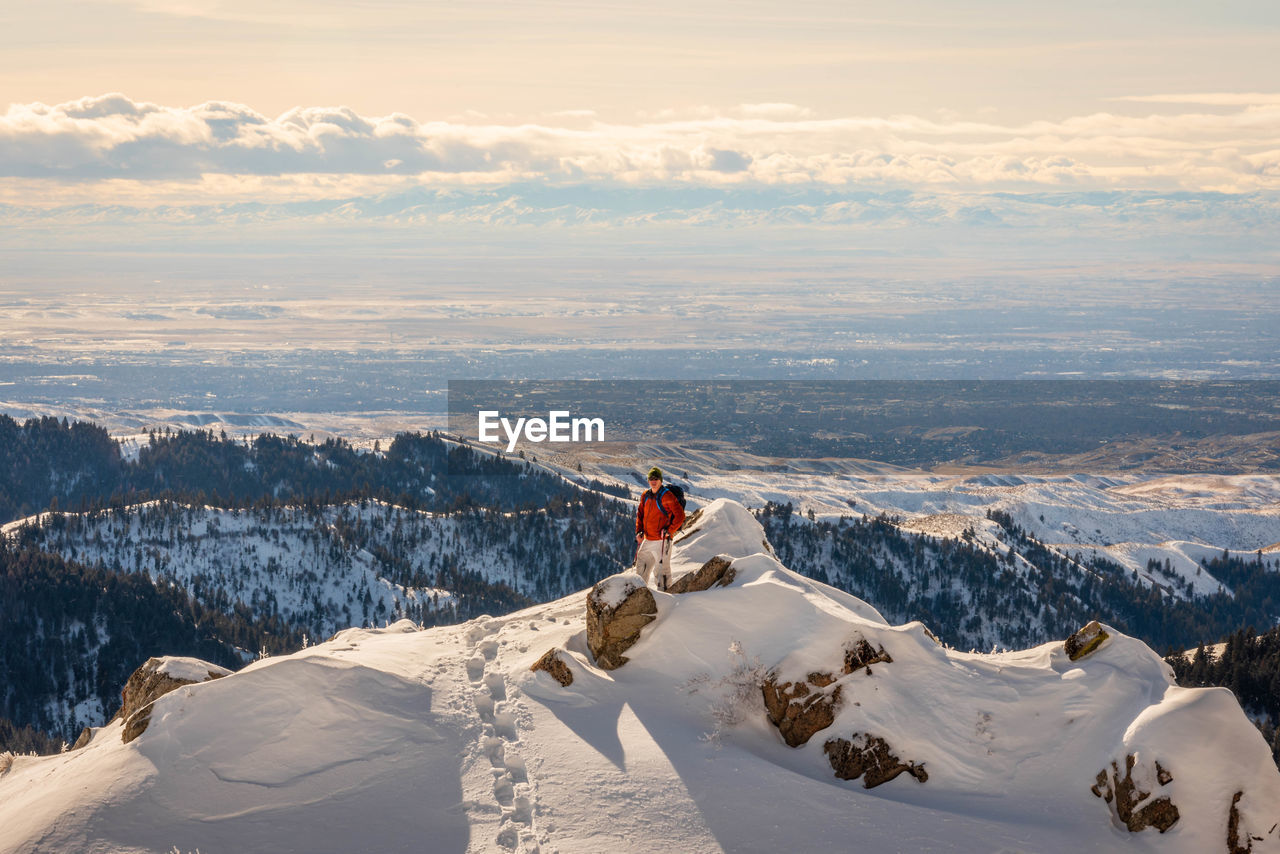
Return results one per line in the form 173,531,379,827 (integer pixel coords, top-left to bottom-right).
2,498,629,637
2,499,1276,854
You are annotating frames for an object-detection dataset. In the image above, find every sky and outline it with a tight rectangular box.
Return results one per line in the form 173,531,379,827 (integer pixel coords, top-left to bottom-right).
2,0,1279,207
2,0,1279,393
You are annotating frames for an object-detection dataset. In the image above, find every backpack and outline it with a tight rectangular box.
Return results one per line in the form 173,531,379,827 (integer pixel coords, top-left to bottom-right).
642,483,687,525
663,483,687,509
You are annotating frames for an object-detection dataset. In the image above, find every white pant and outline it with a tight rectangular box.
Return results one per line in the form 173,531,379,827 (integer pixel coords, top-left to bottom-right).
635,538,671,589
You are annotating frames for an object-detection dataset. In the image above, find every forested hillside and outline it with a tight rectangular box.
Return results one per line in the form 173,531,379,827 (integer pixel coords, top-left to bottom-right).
0,543,302,747
1169,626,1280,767
8,497,635,641
760,503,1280,654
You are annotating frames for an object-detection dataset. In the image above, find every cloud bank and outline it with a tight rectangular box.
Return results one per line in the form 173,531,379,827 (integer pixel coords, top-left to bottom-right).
2,93,1280,202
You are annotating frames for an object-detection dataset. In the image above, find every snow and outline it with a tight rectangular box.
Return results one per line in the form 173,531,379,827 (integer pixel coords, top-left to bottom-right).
670,497,775,568
1,500,479,637
155,657,233,684
3,498,1278,854
566,446,1280,599
593,571,646,609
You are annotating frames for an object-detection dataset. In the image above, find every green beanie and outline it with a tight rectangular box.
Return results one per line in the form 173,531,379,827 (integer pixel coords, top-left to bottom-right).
647,466,663,481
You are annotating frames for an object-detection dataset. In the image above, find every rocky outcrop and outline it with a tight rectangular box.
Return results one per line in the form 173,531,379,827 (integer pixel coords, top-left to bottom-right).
843,637,892,674
119,657,230,744
669,555,736,594
1226,790,1266,854
530,648,574,686
71,727,94,750
1227,791,1247,854
824,734,928,788
586,574,657,670
1090,753,1180,833
762,671,842,747
763,636,895,748
1065,620,1110,661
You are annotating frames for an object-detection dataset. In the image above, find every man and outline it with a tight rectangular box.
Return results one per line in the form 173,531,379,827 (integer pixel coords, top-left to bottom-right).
635,466,685,590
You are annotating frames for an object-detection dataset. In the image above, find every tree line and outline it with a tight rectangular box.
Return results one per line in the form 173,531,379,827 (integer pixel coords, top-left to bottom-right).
0,415,628,525
1168,625,1280,768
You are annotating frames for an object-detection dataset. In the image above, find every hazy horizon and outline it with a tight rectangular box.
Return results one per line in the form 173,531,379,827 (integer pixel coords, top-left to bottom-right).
2,2,1277,412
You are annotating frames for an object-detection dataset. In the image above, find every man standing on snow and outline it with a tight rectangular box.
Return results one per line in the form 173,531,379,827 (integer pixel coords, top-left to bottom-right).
635,466,685,591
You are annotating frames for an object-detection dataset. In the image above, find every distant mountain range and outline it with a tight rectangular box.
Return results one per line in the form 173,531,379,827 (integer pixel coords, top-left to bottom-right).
5,187,1280,236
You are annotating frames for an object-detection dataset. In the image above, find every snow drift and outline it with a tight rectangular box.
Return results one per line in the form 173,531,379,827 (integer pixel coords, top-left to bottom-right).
1,498,1277,854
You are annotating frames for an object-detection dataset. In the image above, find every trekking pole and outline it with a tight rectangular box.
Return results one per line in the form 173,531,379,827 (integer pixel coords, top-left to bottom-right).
660,534,670,591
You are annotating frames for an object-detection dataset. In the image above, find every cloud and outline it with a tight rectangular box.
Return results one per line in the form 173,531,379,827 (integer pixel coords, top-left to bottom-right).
546,109,598,119
2,92,1280,200
1108,93,1280,106
83,0,351,27
736,103,815,119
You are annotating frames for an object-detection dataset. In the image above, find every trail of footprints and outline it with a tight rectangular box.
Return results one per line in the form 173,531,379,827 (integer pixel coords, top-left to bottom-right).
466,621,541,853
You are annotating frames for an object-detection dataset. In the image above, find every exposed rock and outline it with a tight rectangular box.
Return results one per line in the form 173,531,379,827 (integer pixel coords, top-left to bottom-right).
843,637,892,674
806,671,837,688
1090,753,1180,833
119,657,230,744
71,727,94,750
674,507,703,539
762,636,893,747
1227,790,1263,854
1065,620,1110,661
530,648,574,686
825,734,928,788
586,574,658,670
762,672,842,747
669,555,737,594
0,753,13,776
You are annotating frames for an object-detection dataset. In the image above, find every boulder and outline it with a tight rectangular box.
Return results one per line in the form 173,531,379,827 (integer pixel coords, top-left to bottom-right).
669,555,736,594
1090,753,1179,833
586,573,657,670
119,656,231,744
825,733,928,788
71,726,94,750
1065,620,1110,661
762,671,842,747
843,637,892,674
763,637,894,748
530,648,574,686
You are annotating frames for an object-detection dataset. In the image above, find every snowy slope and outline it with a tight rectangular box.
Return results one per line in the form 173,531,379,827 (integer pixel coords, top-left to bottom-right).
2,498,626,639
2,499,1277,854
1,502,446,637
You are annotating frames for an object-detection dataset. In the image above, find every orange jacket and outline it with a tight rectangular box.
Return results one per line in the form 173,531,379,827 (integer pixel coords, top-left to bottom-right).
636,486,685,540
